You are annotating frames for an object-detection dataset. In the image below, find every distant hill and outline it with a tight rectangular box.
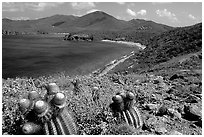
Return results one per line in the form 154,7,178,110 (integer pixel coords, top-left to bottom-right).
128,19,173,33
57,11,131,31
2,11,173,36
2,14,78,33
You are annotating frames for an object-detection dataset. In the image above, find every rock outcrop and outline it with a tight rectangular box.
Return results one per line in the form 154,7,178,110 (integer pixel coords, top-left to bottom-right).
64,33,93,41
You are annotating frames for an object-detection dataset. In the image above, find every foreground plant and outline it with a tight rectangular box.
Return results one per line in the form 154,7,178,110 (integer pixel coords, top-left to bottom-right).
18,83,77,135
110,91,143,129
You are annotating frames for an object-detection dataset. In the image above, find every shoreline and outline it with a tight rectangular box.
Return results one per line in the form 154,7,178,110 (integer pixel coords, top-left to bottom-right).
101,40,146,50
93,40,146,77
92,51,135,77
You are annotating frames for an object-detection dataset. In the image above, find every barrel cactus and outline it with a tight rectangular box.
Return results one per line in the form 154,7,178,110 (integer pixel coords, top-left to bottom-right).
110,91,143,129
18,83,77,135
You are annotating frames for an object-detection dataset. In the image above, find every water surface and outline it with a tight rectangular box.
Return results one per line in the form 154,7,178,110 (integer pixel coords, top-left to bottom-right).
2,35,139,78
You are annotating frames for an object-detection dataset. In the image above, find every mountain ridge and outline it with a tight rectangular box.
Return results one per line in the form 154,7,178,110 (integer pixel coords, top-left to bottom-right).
2,11,173,34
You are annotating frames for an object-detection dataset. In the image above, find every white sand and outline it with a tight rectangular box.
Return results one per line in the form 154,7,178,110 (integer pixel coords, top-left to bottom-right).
101,40,146,50
93,51,135,77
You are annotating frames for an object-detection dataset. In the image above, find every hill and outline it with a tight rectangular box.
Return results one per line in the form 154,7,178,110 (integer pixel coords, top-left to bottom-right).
57,11,131,31
2,11,173,39
2,14,78,33
111,23,202,74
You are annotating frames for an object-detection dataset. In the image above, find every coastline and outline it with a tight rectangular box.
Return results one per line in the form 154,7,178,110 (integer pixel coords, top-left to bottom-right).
101,40,146,50
93,40,146,77
92,51,135,77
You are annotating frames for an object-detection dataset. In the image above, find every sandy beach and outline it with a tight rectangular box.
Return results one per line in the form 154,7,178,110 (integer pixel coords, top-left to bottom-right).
101,40,146,50
92,51,135,76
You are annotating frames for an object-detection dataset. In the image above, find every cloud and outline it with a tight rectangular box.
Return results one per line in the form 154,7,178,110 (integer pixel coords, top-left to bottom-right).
117,2,125,5
71,2,95,10
127,9,147,17
156,9,178,22
2,2,23,12
137,9,147,16
2,2,64,12
126,8,137,17
188,14,196,20
152,2,172,5
86,9,101,14
27,2,64,11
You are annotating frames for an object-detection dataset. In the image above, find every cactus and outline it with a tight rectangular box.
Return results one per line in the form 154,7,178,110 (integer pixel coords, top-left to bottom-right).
110,91,143,129
18,83,77,135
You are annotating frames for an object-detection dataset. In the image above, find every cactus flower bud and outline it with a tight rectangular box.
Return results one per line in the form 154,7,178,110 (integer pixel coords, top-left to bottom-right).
28,91,40,100
112,95,124,111
19,98,31,113
53,93,66,106
112,95,123,103
47,83,60,95
34,100,48,114
119,92,127,99
126,92,135,100
22,122,41,134
93,86,99,90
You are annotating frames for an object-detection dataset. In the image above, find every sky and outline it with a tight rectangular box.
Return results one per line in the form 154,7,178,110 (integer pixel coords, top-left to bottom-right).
2,1,202,27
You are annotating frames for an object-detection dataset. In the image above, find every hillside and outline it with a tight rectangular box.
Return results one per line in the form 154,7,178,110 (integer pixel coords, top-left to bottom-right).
2,15,78,33
58,11,130,31
2,68,202,135
106,22,202,135
111,23,202,74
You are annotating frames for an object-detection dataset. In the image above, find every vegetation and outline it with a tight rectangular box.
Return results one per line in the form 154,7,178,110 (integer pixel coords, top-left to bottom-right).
2,74,143,135
113,23,202,74
136,23,201,68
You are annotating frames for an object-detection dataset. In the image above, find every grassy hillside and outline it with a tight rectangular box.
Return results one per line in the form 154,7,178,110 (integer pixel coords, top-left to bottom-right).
112,23,202,74
2,69,202,135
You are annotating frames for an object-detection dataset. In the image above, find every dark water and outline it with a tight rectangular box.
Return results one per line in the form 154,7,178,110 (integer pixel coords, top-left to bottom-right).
2,35,139,78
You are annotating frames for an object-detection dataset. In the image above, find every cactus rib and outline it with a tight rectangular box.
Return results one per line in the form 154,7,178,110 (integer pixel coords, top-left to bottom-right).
53,117,66,135
122,111,129,124
59,108,77,135
129,107,143,128
125,110,134,126
43,123,49,135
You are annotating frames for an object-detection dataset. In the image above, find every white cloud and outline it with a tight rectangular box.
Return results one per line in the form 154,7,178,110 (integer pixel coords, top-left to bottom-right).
117,2,125,5
156,9,178,22
3,8,19,12
27,3,64,11
86,9,101,14
137,9,147,16
152,2,172,5
127,9,147,17
126,8,137,17
188,14,196,20
2,2,23,12
71,2,95,10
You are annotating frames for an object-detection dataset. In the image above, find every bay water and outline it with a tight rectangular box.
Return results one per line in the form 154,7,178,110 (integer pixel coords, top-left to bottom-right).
2,35,139,78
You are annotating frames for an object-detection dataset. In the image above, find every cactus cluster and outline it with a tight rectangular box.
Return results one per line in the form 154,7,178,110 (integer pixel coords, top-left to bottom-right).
18,83,77,135
110,91,143,129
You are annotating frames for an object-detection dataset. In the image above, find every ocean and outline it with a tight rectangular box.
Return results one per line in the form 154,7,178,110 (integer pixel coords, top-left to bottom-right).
2,35,139,78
